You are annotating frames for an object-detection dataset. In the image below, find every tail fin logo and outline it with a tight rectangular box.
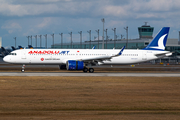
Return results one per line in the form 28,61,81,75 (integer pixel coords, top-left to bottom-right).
143,27,170,51
149,34,167,50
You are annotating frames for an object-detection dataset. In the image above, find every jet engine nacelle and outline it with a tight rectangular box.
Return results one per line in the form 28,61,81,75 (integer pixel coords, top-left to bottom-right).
66,60,84,70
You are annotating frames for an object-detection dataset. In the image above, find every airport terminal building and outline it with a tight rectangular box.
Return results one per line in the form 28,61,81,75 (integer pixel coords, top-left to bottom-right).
53,24,180,63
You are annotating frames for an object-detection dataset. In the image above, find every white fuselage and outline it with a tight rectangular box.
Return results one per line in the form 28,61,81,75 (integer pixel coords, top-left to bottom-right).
3,49,171,65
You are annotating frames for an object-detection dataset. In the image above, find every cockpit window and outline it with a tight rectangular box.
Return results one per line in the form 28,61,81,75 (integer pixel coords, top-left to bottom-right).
8,53,17,55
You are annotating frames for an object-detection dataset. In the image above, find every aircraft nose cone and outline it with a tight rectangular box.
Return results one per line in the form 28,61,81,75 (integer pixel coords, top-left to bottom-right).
3,56,9,62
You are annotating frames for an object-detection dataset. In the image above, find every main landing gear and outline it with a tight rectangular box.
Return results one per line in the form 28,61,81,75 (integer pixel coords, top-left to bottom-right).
21,64,25,72
83,67,94,73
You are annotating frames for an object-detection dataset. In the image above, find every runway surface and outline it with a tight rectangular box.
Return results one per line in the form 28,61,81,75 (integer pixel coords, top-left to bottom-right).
0,72,180,77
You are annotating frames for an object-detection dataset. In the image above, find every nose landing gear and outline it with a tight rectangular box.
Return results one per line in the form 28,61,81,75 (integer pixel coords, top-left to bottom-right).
21,64,25,72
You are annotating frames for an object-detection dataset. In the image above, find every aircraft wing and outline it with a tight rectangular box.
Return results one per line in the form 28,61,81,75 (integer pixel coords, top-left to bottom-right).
77,55,112,62
62,46,125,64
79,46,125,61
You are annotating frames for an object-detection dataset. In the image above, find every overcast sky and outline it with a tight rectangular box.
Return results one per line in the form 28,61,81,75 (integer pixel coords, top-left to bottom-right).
0,0,180,48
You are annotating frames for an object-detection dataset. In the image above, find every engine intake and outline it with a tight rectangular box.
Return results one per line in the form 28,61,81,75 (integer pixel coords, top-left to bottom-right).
66,60,84,70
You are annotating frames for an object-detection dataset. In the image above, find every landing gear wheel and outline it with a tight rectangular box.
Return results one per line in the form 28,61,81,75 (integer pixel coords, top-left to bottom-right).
21,64,25,72
83,67,88,73
89,68,94,73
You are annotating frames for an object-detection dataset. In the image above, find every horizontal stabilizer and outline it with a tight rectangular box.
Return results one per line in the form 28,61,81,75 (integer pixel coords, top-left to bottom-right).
154,52,173,57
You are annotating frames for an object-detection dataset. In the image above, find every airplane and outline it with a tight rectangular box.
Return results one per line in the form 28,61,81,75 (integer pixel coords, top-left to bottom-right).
1,45,32,57
28,45,33,49
18,46,23,49
12,46,23,50
3,27,173,73
1,47,11,57
11,46,16,51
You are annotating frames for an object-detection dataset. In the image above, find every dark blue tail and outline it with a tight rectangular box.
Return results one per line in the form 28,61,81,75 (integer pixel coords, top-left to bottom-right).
18,46,23,49
143,27,170,51
11,46,16,50
28,45,33,49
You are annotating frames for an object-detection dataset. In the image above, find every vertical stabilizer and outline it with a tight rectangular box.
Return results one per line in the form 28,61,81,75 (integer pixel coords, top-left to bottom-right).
143,27,170,51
